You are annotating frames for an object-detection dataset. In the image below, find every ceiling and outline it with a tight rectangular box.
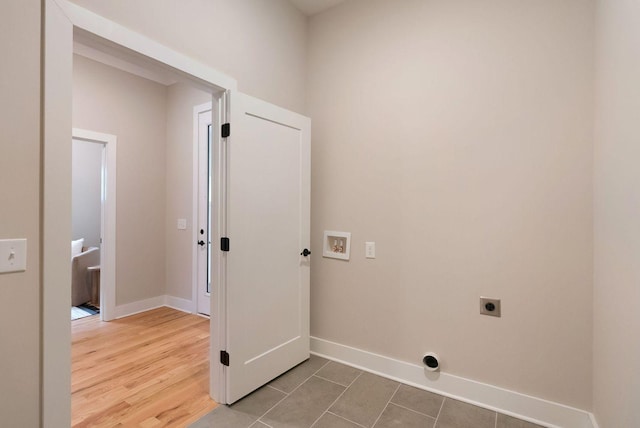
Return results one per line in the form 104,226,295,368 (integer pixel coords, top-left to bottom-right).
288,0,346,16
74,2,350,87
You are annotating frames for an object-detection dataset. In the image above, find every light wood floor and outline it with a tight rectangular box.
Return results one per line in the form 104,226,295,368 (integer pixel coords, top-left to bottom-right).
71,307,218,427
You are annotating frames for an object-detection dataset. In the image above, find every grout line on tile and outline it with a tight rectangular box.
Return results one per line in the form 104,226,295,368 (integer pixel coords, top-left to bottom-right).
267,357,330,397
265,384,288,395
310,371,363,428
342,370,362,388
389,383,400,402
253,387,291,425
370,383,401,428
309,411,325,427
314,359,332,374
326,411,369,428
255,392,288,422
313,373,350,388
433,397,446,427
293,359,332,393
386,402,437,420
290,359,332,394
261,358,333,426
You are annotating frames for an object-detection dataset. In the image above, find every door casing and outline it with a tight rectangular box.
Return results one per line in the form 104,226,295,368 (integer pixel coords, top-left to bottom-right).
43,1,237,424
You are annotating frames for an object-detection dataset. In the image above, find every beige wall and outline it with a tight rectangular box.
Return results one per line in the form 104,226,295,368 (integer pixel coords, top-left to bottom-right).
68,0,307,114
0,0,41,425
72,140,103,248
308,0,594,408
593,0,640,425
165,83,211,301
73,64,212,306
10,0,637,423
73,55,168,305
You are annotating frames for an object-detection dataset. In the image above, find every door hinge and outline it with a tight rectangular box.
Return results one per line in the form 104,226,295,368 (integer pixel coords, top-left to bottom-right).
221,123,230,138
220,350,230,366
221,237,230,252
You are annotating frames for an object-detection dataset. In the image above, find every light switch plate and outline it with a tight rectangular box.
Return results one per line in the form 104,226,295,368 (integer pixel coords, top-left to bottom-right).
177,219,187,230
0,239,27,273
365,242,375,259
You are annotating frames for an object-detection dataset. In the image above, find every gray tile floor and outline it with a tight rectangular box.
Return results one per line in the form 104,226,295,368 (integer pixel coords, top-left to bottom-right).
190,355,545,428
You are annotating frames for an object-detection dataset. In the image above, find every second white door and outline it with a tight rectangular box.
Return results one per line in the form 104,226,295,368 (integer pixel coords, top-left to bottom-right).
197,106,213,316
221,91,311,403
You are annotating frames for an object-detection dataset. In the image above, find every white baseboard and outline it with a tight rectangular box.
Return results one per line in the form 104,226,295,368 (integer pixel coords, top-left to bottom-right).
114,295,195,319
311,337,596,428
114,295,166,319
164,295,195,313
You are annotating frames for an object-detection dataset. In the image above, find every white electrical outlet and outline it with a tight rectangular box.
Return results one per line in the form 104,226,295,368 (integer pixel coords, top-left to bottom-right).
480,297,501,317
365,242,375,259
0,239,27,273
177,219,187,230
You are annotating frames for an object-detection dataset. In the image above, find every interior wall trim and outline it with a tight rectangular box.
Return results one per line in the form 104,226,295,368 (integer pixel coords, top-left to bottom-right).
310,337,596,428
165,295,195,314
114,295,195,319
114,296,166,319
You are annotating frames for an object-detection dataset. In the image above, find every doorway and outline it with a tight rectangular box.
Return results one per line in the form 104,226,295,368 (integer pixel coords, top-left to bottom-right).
44,1,310,423
71,137,103,319
71,128,117,321
42,4,233,423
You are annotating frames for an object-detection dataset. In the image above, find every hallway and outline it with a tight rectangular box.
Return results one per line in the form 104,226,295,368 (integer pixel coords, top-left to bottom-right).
71,307,216,427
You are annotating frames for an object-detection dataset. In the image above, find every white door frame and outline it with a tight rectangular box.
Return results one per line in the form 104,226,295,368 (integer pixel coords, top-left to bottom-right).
193,102,214,316
43,1,237,425
72,128,117,322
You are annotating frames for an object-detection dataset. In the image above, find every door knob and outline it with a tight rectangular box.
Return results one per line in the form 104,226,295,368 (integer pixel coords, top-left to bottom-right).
198,240,206,247
300,249,311,257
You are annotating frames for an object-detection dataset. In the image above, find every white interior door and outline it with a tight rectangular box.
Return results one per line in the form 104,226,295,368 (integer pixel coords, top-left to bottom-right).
197,106,213,316
223,91,311,403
